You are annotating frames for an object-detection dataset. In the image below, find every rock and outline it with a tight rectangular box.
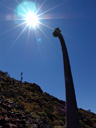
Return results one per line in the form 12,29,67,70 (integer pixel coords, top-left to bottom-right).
4,117,10,122
7,104,12,110
25,121,30,127
1,108,6,115
0,76,2,81
4,123,18,128
32,124,38,128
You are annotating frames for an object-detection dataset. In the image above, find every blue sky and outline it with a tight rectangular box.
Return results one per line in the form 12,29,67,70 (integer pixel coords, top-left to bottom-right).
0,0,96,113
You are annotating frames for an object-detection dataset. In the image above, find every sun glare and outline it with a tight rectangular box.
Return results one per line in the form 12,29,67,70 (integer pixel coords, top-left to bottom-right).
25,12,39,28
0,0,66,49
16,1,39,29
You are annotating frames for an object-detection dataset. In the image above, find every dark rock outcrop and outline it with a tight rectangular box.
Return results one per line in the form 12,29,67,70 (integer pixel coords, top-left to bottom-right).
0,70,96,128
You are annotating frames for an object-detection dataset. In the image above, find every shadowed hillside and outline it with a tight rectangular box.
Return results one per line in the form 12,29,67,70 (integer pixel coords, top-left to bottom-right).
0,70,96,128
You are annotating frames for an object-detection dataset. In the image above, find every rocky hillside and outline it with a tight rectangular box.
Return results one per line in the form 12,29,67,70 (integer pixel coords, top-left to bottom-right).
0,70,96,128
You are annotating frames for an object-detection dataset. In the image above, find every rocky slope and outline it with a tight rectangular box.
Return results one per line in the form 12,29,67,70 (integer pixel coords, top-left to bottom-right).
0,70,96,128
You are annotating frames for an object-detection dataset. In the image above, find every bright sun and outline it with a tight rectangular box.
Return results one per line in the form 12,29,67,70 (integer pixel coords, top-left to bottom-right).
25,12,39,28
16,0,64,31
0,0,66,48
16,1,40,29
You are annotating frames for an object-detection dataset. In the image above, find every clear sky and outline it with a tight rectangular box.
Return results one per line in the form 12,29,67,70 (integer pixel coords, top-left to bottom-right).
0,0,96,113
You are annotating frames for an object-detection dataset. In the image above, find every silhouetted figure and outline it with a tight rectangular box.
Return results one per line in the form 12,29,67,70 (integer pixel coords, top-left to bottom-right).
53,28,80,128
21,72,23,83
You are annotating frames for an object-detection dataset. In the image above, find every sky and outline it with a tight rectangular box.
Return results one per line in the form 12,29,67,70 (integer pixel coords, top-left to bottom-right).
0,0,96,113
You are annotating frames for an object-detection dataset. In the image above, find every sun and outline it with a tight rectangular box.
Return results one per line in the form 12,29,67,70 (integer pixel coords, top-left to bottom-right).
16,1,40,29
15,0,65,31
25,11,39,28
0,0,66,49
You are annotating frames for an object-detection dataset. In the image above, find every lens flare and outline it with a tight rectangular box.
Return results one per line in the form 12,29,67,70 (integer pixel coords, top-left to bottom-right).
0,0,67,50
16,1,39,29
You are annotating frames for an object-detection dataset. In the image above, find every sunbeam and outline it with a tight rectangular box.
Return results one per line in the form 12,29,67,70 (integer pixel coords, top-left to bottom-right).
26,28,31,47
9,24,28,52
37,0,68,17
0,2,25,18
0,21,26,35
37,25,52,42
16,0,27,15
35,0,46,15
0,0,69,51
38,21,54,31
